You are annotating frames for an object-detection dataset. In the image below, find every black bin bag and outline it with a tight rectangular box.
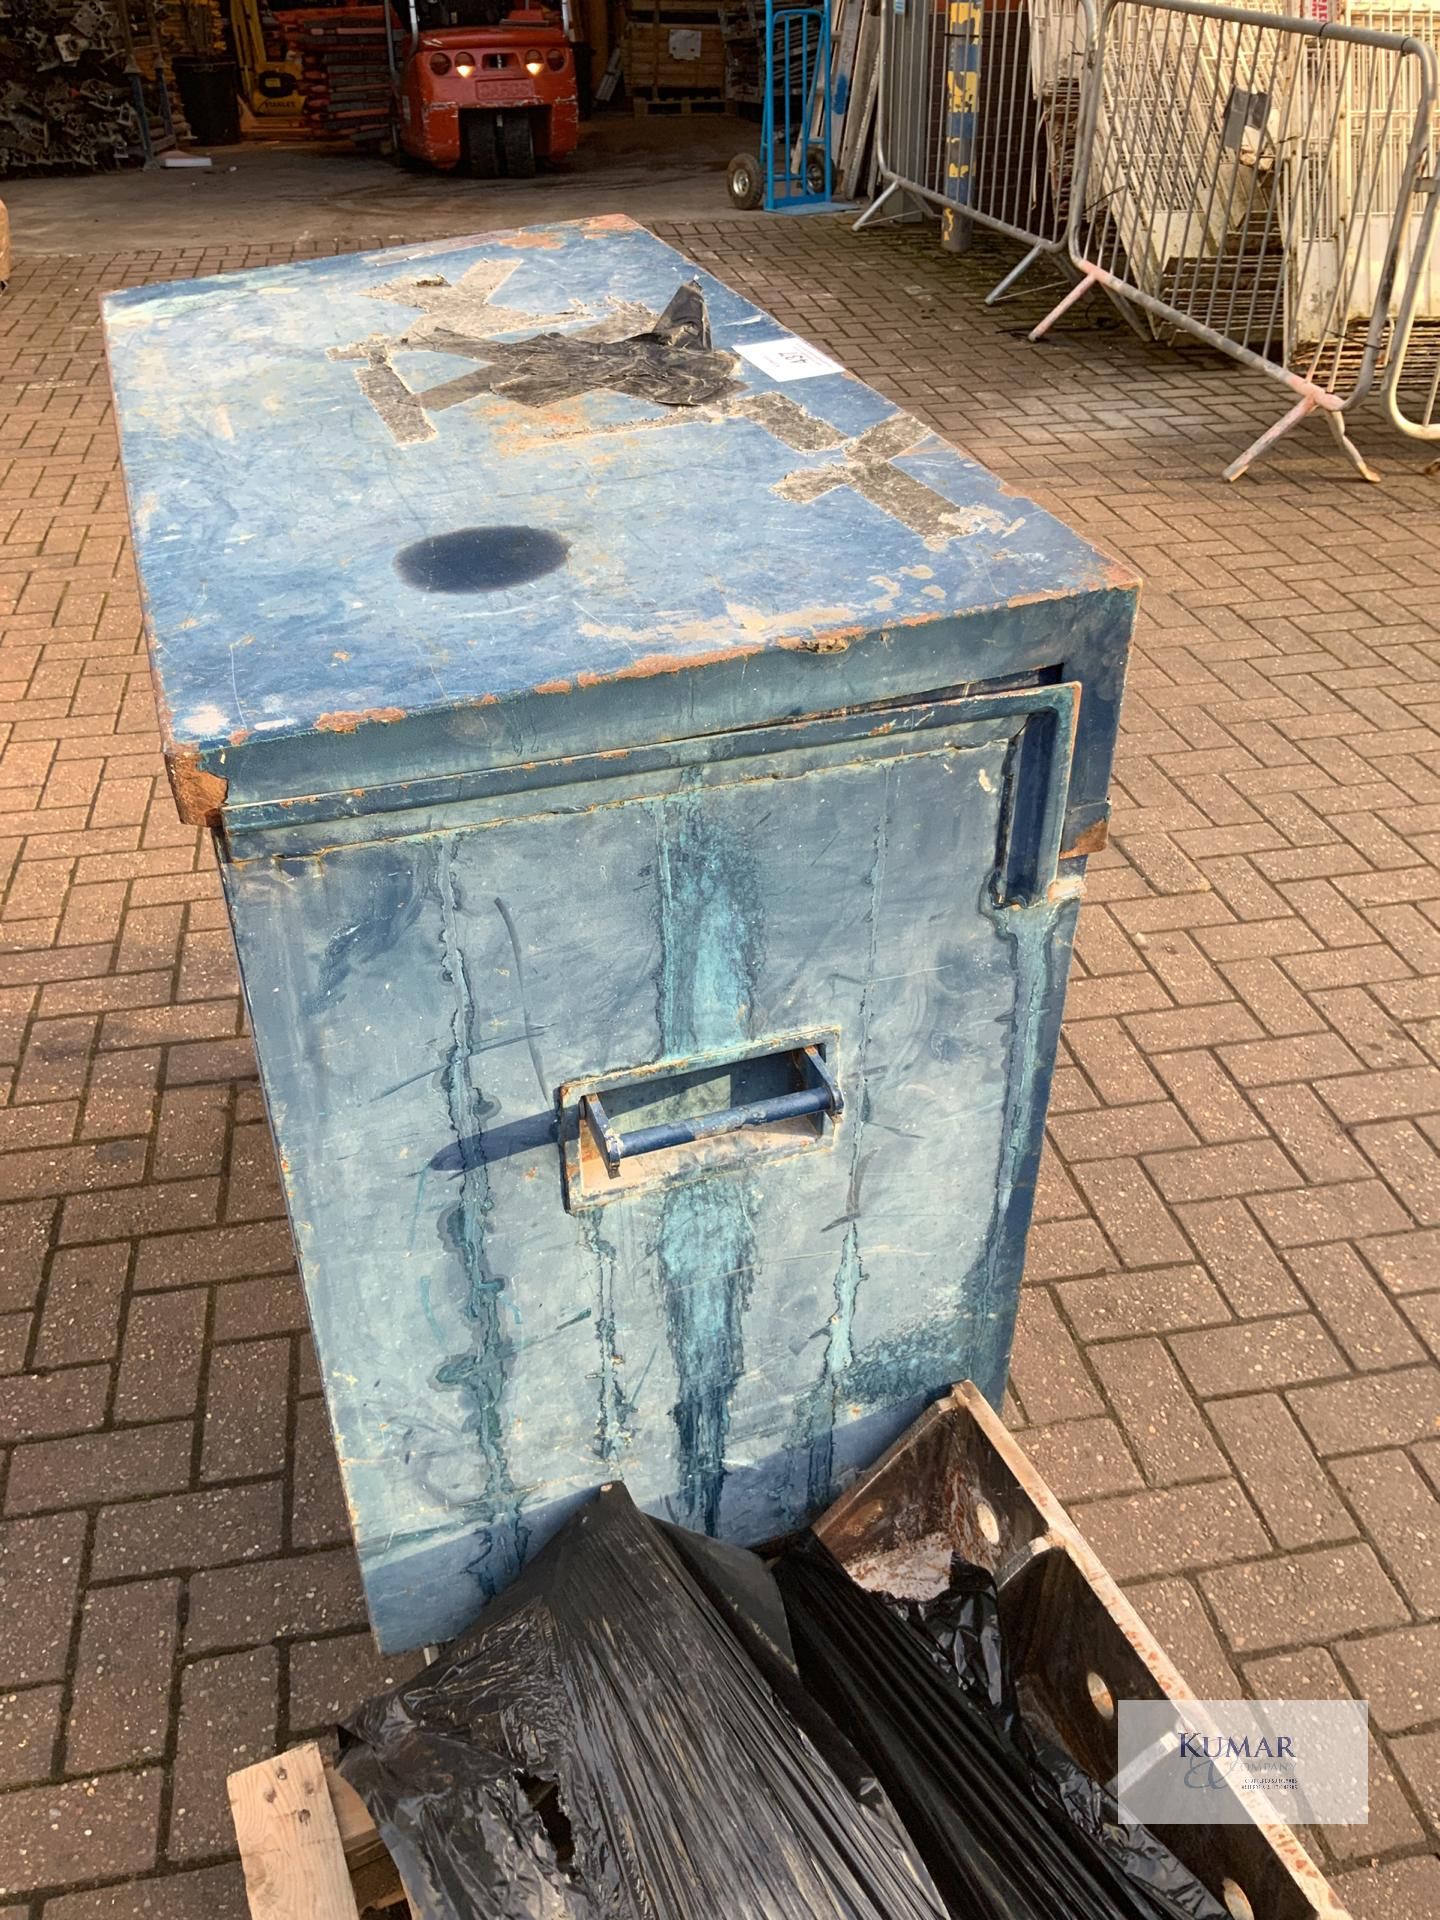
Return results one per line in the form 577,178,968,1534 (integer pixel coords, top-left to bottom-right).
337,1484,948,1920
772,1531,1228,1920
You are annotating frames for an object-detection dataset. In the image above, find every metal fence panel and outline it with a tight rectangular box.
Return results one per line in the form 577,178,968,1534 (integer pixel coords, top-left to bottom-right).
858,0,1096,300
1032,0,1437,477
1364,1,1440,452
1382,174,1440,447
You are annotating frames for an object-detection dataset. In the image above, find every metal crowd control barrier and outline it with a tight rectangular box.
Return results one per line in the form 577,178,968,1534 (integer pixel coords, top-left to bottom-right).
1030,0,1438,479
1373,1,1440,465
856,0,1097,304
1385,179,1440,462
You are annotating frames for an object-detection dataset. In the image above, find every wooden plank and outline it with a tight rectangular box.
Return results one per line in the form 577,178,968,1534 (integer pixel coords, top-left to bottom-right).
817,0,864,162
837,0,879,197
229,1742,362,1920
326,1767,381,1855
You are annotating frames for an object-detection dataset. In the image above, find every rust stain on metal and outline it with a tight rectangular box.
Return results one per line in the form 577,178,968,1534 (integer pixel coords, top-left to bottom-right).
571,641,766,689
313,707,409,734
1098,551,1141,592
494,230,565,251
532,678,573,695
786,631,854,654
229,728,251,747
1003,583,1084,612
165,746,228,827
1061,818,1108,858
779,620,869,655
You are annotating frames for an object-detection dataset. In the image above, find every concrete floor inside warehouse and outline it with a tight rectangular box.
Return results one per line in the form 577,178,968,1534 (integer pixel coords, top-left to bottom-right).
0,122,1438,1920
4,110,758,253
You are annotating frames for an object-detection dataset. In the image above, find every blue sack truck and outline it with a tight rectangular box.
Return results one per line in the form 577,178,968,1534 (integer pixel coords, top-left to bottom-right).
727,0,833,208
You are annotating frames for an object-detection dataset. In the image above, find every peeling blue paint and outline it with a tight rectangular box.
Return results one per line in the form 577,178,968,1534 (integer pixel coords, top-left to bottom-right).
304,864,425,1017
972,888,1079,1405
657,1179,760,1532
803,766,889,1513
653,790,765,1530
655,788,766,1053
431,838,527,1597
579,1207,636,1465
805,1220,868,1513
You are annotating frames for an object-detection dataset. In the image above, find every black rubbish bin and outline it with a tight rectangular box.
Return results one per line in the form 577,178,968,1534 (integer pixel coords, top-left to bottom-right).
171,56,242,147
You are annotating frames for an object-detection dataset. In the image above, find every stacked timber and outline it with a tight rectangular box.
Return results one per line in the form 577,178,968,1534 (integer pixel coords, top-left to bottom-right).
274,5,391,145
719,0,761,105
622,0,726,110
809,0,880,197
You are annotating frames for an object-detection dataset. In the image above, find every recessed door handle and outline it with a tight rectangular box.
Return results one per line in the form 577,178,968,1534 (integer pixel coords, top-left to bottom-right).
581,1044,843,1178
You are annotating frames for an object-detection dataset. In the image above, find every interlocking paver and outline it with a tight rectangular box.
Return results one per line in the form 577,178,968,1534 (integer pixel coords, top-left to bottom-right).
1339,1625,1440,1733
40,1864,251,1920
0,1768,162,1899
0,1685,62,1792
1074,1478,1270,1581
287,1634,424,1737
1208,1392,1356,1549
65,1579,181,1771
0,1511,86,1688
183,1549,367,1652
1204,1543,1411,1651
1013,1414,1142,1500
1169,1311,1346,1396
1289,1364,1440,1453
1056,1263,1229,1341
1244,1646,1426,1860
200,1339,289,1484
0,217,1436,1903
112,1291,207,1423
167,1648,277,1862
1330,1451,1440,1615
1089,1337,1226,1485
30,1246,127,1372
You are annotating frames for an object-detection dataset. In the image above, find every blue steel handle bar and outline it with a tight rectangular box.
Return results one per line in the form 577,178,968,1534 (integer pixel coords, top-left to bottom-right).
582,1045,843,1178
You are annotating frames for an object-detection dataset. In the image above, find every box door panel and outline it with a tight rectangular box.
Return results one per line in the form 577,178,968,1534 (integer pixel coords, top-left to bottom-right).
225,703,1077,1647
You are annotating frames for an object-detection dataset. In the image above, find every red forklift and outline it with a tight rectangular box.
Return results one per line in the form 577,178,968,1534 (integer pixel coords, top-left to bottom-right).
385,0,580,177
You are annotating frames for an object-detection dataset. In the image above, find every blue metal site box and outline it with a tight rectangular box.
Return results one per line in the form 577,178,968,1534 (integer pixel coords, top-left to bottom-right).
103,216,1135,1652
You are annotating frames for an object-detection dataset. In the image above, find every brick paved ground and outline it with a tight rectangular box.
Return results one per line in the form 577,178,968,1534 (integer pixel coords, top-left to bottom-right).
0,220,1437,1916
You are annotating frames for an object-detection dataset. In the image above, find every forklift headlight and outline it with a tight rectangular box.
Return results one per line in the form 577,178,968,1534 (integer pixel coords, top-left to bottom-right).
455,53,476,75
524,50,545,73
428,51,451,74
546,48,567,68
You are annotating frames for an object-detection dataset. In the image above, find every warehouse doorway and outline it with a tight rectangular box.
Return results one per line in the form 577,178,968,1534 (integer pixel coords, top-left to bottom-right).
226,0,756,180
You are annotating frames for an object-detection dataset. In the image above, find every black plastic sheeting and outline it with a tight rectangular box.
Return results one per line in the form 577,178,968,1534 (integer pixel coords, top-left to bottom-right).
420,281,743,412
338,1487,1228,1920
773,1533,1227,1920
338,1484,948,1920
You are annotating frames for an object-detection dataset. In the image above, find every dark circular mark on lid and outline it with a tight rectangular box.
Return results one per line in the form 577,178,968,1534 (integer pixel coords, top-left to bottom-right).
396,525,569,594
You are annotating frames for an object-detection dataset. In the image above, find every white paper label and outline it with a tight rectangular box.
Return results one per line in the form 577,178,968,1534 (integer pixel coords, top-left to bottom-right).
735,337,844,382
668,27,702,57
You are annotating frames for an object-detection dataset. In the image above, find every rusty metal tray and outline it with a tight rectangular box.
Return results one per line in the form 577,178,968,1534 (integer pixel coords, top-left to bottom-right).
814,1382,1349,1920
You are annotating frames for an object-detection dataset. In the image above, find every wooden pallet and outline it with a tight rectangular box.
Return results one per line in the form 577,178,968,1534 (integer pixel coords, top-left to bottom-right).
632,91,727,112
229,1741,413,1919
